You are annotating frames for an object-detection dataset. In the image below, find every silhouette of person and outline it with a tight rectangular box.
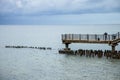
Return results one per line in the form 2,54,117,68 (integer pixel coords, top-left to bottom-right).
112,34,116,40
98,38,100,41
104,32,108,41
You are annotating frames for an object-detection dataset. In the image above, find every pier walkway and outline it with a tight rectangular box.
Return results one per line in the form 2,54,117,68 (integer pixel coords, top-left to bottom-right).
61,32,120,53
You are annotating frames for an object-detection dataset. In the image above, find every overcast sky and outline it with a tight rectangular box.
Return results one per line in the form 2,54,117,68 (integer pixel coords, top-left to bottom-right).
0,0,120,25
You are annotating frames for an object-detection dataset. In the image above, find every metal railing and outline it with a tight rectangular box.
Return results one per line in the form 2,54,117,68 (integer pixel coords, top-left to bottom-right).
62,32,120,41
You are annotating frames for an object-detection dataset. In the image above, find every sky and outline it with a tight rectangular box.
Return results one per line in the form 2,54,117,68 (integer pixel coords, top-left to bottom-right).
0,0,120,25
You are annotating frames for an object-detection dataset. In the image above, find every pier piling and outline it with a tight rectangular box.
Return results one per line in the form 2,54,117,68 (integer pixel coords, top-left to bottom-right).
60,32,120,58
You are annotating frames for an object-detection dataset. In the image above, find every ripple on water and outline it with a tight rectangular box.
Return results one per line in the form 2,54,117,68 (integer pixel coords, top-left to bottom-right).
0,49,120,80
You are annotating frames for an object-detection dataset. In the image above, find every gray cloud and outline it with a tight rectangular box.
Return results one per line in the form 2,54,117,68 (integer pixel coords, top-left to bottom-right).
0,0,120,15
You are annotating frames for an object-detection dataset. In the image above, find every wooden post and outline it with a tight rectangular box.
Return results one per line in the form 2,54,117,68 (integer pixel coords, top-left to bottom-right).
69,34,70,40
72,34,74,40
65,34,67,40
65,43,70,50
87,34,89,40
112,45,115,53
79,34,81,40
111,43,117,54
108,35,110,40
118,32,119,38
62,34,63,40
95,34,97,40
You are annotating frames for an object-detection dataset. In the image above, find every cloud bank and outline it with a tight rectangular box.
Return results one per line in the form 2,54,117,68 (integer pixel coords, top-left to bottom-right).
0,0,120,15
0,0,120,25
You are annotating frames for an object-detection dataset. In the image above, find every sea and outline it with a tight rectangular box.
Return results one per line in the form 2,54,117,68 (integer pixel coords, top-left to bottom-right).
0,24,120,80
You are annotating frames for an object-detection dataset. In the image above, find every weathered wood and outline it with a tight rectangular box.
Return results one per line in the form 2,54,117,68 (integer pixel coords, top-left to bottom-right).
61,32,120,53
63,40,111,44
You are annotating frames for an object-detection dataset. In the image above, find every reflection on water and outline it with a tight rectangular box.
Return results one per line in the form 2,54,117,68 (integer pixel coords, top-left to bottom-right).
0,48,120,80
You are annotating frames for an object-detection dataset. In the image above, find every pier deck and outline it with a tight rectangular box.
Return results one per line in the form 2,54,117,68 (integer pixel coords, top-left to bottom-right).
61,32,120,53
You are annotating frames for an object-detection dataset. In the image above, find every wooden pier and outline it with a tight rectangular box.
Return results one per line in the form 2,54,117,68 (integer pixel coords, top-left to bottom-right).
61,32,120,53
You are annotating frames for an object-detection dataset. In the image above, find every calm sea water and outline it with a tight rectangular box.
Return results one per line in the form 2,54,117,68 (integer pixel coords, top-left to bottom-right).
0,25,120,80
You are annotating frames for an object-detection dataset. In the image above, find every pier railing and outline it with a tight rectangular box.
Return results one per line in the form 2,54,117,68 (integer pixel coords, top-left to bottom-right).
62,32,120,41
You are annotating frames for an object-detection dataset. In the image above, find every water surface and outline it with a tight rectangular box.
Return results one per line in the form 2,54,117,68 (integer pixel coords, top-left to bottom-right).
0,25,120,80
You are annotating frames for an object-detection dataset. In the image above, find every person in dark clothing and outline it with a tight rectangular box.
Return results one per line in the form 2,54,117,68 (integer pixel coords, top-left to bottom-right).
98,38,100,41
112,34,116,40
104,32,108,41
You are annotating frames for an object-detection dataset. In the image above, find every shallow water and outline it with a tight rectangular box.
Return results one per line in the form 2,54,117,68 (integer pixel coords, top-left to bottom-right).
0,25,120,80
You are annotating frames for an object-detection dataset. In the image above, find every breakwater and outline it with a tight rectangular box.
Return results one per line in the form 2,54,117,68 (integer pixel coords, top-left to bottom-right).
59,49,120,59
5,45,52,50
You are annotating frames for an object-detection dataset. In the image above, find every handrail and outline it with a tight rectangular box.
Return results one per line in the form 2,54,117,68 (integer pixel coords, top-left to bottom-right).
62,32,120,41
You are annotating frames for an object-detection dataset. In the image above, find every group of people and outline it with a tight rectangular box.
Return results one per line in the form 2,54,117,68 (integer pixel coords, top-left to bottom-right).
74,49,120,59
104,32,120,40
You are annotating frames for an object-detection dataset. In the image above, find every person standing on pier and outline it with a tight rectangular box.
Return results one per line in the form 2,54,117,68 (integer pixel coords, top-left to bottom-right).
112,34,116,40
104,32,108,41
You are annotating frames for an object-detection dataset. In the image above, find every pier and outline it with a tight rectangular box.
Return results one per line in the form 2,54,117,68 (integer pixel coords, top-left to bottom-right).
61,32,120,54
